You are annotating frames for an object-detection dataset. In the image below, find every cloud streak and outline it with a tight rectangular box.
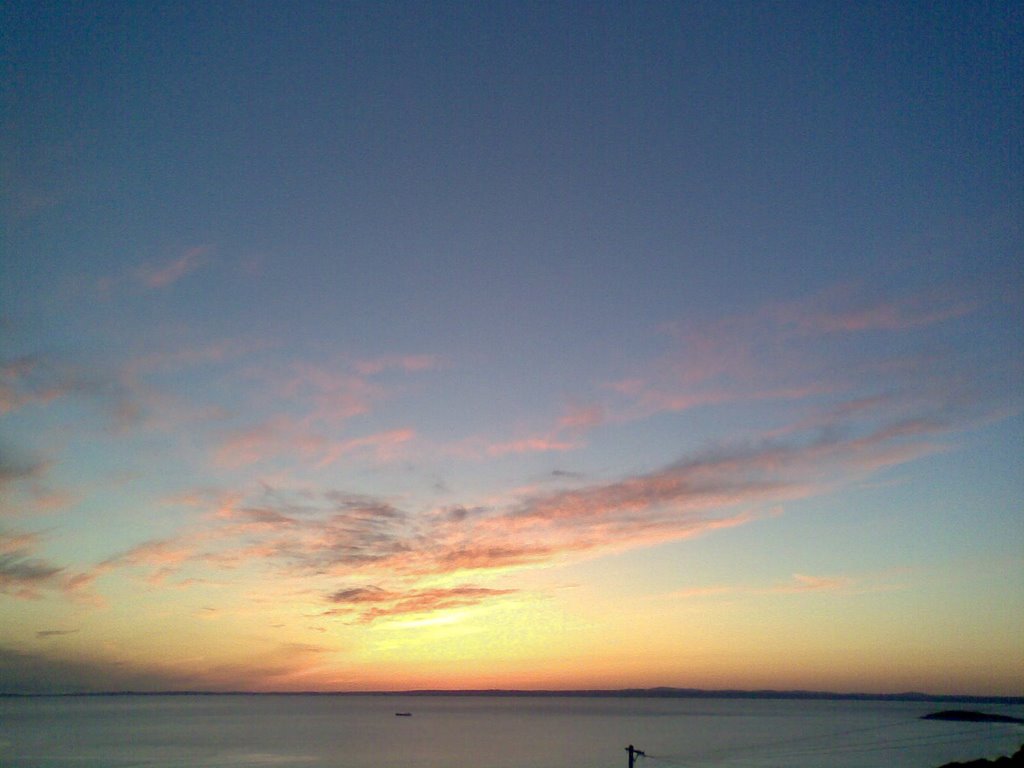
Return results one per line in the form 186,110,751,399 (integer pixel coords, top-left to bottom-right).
459,403,606,459
0,530,95,600
353,354,441,376
429,417,947,574
324,585,517,624
36,629,79,638
0,355,89,415
607,283,996,427
75,390,969,621
668,572,903,599
138,246,209,289
13,282,1013,638
213,420,415,469
770,285,977,334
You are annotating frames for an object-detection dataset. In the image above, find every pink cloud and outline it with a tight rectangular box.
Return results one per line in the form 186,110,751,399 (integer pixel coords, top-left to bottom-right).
456,402,606,460
771,284,977,334
123,339,257,380
324,584,516,624
69,363,999,618
602,313,803,422
148,415,958,588
669,585,736,599
484,437,577,457
814,303,970,332
405,414,968,578
557,404,605,432
138,246,209,289
101,537,198,571
315,429,415,468
26,486,81,514
89,379,982,600
353,354,441,376
214,421,288,468
276,363,379,424
0,356,86,415
214,419,415,469
199,355,426,466
606,385,735,417
0,530,98,601
668,572,900,600
779,573,853,592
0,531,42,554
247,353,440,432
603,283,988,431
434,543,556,572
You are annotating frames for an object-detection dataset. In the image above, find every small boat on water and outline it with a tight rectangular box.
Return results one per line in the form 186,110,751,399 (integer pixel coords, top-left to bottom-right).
394,712,412,717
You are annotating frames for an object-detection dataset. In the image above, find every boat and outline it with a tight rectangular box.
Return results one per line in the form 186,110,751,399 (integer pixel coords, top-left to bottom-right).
394,712,412,717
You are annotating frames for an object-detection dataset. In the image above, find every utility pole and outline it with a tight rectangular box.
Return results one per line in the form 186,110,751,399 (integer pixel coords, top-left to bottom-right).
626,744,646,768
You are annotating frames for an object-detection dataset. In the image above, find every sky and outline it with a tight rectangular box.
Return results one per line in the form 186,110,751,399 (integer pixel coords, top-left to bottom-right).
1,1,1022,696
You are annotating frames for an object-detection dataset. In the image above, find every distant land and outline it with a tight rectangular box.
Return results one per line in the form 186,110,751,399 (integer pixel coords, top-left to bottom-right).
937,744,1024,768
2,687,1022,704
923,710,1024,724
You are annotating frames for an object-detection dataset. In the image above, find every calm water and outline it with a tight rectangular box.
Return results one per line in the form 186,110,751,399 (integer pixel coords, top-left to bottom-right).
1,695,1021,768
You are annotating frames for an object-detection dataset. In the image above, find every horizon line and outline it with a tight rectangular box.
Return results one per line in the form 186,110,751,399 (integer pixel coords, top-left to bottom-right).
3,687,1022,703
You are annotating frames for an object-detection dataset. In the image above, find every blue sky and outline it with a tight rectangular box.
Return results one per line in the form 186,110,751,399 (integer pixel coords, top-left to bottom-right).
1,1,1022,694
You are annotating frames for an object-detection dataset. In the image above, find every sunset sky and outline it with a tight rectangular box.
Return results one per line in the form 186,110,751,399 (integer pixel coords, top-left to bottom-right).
2,2,1022,696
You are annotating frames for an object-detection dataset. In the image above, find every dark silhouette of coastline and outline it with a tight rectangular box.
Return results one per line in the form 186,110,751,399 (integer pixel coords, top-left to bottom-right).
937,744,1024,767
923,710,1024,724
2,687,1022,704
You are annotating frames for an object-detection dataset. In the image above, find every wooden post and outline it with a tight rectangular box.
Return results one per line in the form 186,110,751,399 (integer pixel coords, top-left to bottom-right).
626,744,646,768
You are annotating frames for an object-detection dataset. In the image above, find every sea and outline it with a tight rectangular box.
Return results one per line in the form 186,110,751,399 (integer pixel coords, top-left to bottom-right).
1,694,1022,768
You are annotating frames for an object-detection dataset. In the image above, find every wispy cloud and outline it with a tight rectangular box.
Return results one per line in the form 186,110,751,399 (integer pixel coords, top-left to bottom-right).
0,344,149,441
24,281,1012,628
779,573,853,592
137,246,209,289
0,446,49,491
278,362,382,421
89,536,203,587
598,282,1017,459
213,419,415,469
213,420,295,468
770,284,977,334
88,489,416,588
0,530,93,600
88,394,966,607
459,403,605,459
391,411,962,579
315,429,415,468
208,355,435,467
353,354,441,376
122,339,259,381
667,572,902,599
0,355,88,415
433,543,556,573
36,629,79,638
484,436,577,457
550,469,584,479
0,553,63,598
324,584,516,623
556,404,605,432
